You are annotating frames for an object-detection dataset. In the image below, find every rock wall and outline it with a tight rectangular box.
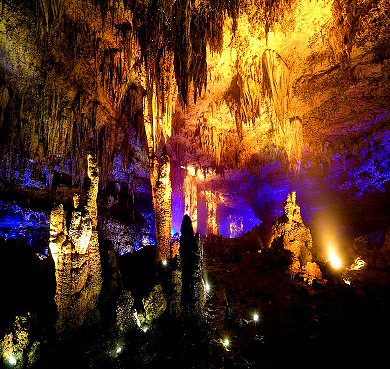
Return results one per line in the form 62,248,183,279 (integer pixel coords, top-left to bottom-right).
49,154,102,332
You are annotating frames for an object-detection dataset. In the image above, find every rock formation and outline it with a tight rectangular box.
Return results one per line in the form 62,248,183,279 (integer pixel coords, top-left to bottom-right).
179,215,206,324
142,284,167,324
169,255,182,319
49,154,102,332
0,314,40,368
116,290,136,333
270,191,321,281
151,147,172,264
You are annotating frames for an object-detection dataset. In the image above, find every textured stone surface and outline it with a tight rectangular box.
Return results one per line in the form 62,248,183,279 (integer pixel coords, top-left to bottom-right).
0,314,35,368
180,215,206,324
169,255,182,319
49,155,102,332
116,290,135,333
151,149,172,263
270,191,319,278
142,284,167,323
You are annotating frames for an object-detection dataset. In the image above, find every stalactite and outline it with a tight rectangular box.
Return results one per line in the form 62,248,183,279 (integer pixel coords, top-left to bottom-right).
262,49,290,134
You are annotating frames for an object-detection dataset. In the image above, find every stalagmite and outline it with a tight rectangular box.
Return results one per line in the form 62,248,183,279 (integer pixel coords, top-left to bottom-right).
169,255,182,319
269,191,321,282
179,215,206,324
49,154,102,332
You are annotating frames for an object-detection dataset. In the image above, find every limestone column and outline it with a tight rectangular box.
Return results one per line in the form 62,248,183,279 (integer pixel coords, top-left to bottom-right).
184,167,197,233
205,190,219,236
151,147,172,263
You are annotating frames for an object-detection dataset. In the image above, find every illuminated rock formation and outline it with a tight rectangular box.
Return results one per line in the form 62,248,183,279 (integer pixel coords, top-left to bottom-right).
171,233,180,259
116,290,136,333
49,154,102,332
270,191,320,280
142,284,167,323
229,214,244,238
180,215,206,324
205,190,219,236
151,148,172,263
184,167,198,232
0,314,32,368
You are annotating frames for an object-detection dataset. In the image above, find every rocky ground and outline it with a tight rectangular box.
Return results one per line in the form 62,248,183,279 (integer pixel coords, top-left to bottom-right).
3,233,390,368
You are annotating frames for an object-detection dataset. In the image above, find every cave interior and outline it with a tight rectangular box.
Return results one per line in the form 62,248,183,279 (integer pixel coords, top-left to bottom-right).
1,0,390,367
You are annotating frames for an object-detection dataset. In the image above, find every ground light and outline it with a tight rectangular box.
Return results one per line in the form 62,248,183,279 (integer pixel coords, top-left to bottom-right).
116,347,122,354
222,338,229,349
205,282,211,293
253,313,259,322
8,356,16,366
162,259,167,267
329,251,341,269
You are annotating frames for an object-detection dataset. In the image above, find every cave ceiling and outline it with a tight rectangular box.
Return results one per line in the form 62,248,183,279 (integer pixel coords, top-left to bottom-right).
1,0,390,232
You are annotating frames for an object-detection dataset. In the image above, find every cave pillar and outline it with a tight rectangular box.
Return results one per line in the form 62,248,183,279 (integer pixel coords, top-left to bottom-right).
143,78,174,264
184,168,197,233
150,148,172,263
49,154,102,332
205,190,219,236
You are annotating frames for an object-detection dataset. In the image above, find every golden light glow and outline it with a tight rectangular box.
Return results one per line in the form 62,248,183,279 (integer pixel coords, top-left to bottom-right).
350,256,365,270
184,167,198,232
205,282,211,293
205,190,219,236
343,278,351,285
253,313,259,322
222,338,229,348
329,251,341,269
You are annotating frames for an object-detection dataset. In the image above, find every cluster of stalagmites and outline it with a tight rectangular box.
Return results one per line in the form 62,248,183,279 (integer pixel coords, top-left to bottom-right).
270,191,322,283
0,314,39,368
49,154,102,332
116,214,206,333
45,147,205,335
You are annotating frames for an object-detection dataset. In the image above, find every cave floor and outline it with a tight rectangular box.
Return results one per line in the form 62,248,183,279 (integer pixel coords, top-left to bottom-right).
30,246,390,368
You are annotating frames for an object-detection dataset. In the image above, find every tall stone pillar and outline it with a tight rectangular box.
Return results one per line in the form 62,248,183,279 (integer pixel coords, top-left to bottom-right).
49,154,102,332
205,190,219,236
179,215,206,324
184,167,197,233
151,147,172,263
